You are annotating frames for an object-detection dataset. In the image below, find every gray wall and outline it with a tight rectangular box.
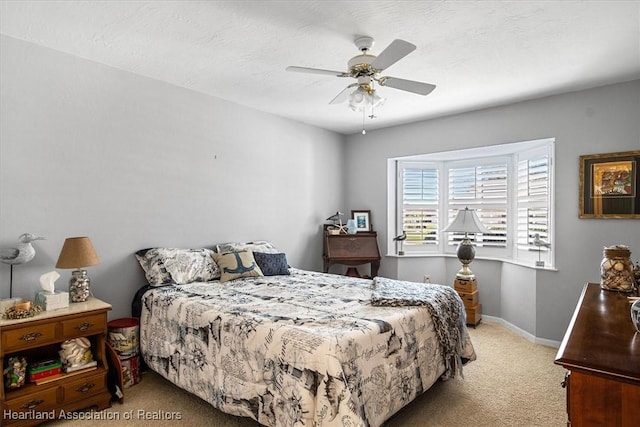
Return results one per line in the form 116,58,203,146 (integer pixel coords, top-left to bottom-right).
344,79,640,342
0,36,345,319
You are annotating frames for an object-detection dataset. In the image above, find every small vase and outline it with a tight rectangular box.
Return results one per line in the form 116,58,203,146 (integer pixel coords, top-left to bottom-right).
631,300,640,333
69,270,91,303
346,219,357,234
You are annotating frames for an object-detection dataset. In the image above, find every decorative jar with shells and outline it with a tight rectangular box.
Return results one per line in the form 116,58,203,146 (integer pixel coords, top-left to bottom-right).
600,245,635,292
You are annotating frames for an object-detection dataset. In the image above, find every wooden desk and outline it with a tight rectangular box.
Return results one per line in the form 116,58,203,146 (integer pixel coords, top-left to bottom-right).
554,283,640,426
323,227,381,278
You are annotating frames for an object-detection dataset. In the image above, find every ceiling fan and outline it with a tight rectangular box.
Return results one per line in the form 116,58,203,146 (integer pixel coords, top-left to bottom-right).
286,36,436,109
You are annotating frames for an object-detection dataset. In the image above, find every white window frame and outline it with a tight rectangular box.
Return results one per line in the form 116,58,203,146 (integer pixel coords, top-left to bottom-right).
389,138,555,268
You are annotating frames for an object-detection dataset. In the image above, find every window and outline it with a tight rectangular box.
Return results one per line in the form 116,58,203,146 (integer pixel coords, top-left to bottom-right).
401,164,439,246
515,146,552,264
391,138,554,266
447,161,509,252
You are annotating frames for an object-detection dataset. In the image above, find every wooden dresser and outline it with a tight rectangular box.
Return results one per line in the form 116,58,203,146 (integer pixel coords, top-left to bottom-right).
322,225,381,278
1,298,112,426
554,283,640,426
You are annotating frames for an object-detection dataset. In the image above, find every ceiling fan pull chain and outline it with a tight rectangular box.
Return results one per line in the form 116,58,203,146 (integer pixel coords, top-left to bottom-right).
362,107,366,135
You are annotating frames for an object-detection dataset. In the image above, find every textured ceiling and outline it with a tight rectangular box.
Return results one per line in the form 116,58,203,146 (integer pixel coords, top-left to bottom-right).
1,1,639,135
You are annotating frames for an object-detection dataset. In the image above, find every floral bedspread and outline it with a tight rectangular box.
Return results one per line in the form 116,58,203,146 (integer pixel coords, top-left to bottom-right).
140,269,476,427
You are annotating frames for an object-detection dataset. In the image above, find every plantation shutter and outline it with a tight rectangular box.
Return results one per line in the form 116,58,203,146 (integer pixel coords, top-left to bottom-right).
447,162,508,248
400,164,439,249
516,149,551,261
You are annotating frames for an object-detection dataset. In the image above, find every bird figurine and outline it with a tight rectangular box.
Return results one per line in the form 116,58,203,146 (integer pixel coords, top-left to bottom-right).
532,233,550,248
1,233,45,298
532,233,550,267
393,231,407,255
1,233,46,265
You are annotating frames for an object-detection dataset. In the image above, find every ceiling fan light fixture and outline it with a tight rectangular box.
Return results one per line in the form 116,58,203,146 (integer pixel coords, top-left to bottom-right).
348,86,367,111
348,85,385,112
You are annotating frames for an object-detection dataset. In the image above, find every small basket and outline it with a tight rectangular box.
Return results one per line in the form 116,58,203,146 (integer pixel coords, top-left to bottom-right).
107,318,140,359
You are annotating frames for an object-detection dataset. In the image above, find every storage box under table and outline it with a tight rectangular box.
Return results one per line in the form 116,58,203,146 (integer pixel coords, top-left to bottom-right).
107,317,139,359
121,355,140,388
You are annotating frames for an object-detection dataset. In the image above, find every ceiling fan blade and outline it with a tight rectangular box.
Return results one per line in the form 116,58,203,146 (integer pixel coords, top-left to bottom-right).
329,83,358,104
286,66,347,77
370,39,416,71
380,77,436,96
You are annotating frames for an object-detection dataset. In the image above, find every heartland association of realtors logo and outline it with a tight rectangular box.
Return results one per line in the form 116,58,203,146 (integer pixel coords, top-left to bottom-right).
3,409,182,421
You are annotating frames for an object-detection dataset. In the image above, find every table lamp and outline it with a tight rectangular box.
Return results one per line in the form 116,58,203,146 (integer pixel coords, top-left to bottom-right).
442,207,489,280
55,237,100,302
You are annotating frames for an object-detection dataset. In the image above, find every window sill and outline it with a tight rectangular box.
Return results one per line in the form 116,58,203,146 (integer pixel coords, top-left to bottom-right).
385,253,558,271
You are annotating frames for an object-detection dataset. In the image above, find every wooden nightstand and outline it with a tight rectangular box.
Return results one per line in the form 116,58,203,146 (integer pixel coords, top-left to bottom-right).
322,225,381,278
1,298,112,426
454,278,481,327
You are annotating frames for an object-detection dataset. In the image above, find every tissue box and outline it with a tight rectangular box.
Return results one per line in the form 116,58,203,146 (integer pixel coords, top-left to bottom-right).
35,291,69,311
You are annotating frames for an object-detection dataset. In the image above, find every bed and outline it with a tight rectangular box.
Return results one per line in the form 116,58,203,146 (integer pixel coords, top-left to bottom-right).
133,243,476,427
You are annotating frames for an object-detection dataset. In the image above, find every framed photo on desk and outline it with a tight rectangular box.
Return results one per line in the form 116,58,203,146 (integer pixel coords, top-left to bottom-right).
351,210,371,232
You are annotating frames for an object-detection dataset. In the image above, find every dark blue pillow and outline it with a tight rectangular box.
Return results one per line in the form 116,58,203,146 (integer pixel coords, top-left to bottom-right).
253,252,290,276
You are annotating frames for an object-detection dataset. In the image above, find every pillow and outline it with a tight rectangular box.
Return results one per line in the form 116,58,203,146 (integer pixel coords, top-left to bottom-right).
253,252,290,276
213,250,264,282
135,248,220,286
215,240,280,254
135,248,172,286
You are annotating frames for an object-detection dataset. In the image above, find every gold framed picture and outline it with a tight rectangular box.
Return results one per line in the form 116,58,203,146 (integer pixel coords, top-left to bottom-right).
579,150,640,219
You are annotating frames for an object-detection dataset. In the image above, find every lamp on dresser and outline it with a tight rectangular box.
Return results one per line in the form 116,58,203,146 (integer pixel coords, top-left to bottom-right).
56,236,100,303
442,207,489,280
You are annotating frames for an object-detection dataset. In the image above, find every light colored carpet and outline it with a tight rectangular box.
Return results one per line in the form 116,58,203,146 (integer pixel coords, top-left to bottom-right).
43,321,567,426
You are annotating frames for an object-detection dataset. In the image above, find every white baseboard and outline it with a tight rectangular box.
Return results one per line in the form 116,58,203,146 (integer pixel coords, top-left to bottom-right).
481,315,561,349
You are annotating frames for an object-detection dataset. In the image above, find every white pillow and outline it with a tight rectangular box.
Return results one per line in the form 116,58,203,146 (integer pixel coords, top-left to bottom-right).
135,248,220,286
215,240,280,254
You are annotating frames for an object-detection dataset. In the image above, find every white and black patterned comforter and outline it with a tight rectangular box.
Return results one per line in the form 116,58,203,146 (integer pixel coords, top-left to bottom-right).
140,269,476,427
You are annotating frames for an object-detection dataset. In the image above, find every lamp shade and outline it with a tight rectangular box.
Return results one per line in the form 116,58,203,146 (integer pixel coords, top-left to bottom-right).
55,237,100,269
442,207,490,234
